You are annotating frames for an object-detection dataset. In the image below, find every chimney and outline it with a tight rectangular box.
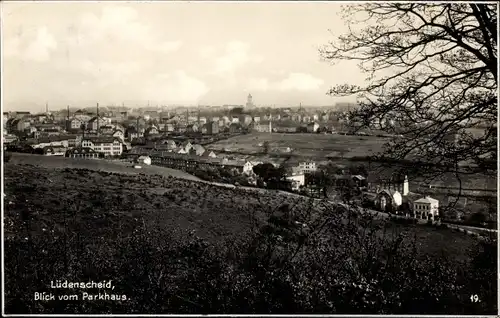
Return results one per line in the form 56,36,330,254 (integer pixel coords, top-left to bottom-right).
46,102,48,113
97,103,100,137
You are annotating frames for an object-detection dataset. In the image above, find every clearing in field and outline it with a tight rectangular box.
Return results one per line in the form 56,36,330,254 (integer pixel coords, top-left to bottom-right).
7,152,201,181
206,132,387,159
4,164,495,314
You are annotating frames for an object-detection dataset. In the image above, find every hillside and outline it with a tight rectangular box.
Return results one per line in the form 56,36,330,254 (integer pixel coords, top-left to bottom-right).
7,152,201,181
4,164,496,314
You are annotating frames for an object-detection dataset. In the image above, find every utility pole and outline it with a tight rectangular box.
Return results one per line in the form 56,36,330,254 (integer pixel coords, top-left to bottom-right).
96,103,100,137
66,105,70,130
136,116,140,137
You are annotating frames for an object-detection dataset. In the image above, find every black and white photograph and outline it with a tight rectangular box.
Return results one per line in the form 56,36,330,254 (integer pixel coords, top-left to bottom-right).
2,1,498,315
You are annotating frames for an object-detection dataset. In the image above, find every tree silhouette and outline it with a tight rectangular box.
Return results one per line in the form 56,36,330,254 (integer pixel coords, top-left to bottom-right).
262,141,270,154
321,4,497,180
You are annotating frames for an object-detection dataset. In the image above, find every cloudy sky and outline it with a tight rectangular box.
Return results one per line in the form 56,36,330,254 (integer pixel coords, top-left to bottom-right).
2,2,363,112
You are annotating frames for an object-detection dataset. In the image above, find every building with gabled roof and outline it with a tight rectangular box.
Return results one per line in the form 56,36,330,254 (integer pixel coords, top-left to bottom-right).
66,147,99,159
42,146,67,156
81,136,123,156
88,116,108,132
413,196,439,220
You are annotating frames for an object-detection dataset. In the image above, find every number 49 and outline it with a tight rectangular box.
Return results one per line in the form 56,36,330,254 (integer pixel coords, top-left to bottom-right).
470,294,480,302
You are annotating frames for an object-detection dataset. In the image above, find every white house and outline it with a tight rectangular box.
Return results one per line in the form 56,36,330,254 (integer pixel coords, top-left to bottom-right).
286,174,305,190
112,129,125,141
201,151,217,158
43,146,66,156
179,141,193,153
413,196,439,220
32,138,69,149
81,137,123,156
191,144,206,156
68,118,84,130
298,161,317,174
243,161,263,175
307,122,320,133
137,155,152,165
88,116,108,132
74,110,91,122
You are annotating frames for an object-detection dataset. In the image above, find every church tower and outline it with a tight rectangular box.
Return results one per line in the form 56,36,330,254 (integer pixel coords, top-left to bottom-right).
403,175,409,196
246,94,255,109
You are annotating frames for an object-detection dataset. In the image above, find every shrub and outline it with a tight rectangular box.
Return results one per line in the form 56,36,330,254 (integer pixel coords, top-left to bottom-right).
4,152,12,163
3,165,497,315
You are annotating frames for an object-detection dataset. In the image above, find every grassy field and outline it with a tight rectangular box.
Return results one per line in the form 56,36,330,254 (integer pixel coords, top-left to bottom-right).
4,164,495,314
206,133,497,192
3,163,482,261
7,153,201,181
206,132,387,159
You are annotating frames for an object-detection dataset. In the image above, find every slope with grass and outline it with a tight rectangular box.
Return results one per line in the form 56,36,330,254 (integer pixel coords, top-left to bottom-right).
4,164,496,314
8,152,201,181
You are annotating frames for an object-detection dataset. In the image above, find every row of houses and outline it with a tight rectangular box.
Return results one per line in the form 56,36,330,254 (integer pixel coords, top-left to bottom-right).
363,174,440,220
128,150,309,191
128,149,261,175
8,134,126,158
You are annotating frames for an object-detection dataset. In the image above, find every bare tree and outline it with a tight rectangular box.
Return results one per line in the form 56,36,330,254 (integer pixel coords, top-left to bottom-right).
321,4,497,180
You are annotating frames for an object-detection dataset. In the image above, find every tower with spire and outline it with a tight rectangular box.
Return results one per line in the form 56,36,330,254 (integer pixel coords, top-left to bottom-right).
246,93,255,109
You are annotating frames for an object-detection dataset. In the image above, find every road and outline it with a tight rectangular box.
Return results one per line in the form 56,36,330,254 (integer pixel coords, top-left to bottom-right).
10,153,494,236
206,182,497,236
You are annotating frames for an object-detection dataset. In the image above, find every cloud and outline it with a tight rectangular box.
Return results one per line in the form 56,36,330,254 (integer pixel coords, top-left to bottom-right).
277,72,324,91
75,6,182,52
4,26,58,62
78,60,143,86
248,73,324,91
24,27,58,62
153,41,183,53
248,78,270,91
142,70,210,104
3,37,21,58
213,41,263,75
199,46,216,59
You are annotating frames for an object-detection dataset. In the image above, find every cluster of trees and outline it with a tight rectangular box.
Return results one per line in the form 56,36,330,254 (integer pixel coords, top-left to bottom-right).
321,3,497,180
252,163,291,190
5,143,36,154
4,190,497,314
190,166,251,186
305,163,369,200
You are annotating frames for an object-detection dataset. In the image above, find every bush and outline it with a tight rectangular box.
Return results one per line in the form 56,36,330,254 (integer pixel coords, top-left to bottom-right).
4,166,497,315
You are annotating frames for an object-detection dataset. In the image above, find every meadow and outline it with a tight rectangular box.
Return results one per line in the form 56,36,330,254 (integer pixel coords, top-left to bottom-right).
207,133,497,192
7,152,201,181
206,132,388,159
4,163,496,314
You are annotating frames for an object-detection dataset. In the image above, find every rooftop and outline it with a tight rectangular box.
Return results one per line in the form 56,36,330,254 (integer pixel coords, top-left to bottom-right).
414,196,439,204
